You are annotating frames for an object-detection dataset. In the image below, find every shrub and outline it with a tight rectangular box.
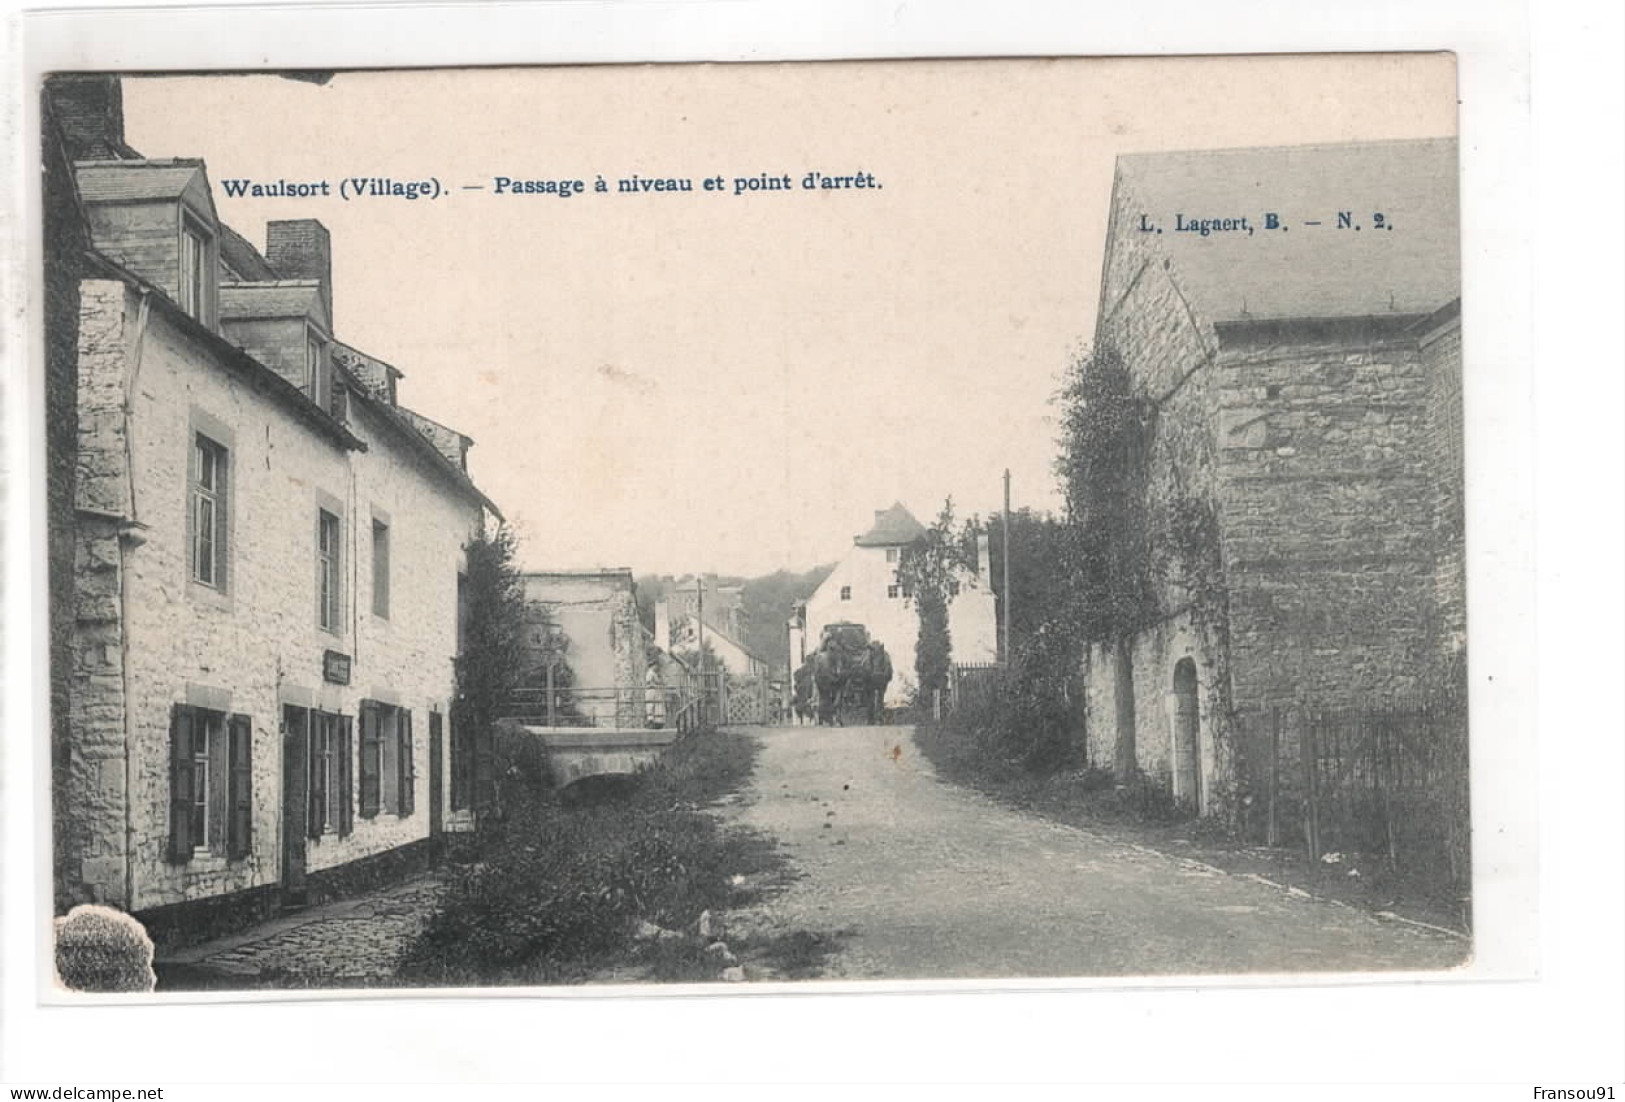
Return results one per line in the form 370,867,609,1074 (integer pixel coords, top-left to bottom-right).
54,905,156,993
401,730,782,985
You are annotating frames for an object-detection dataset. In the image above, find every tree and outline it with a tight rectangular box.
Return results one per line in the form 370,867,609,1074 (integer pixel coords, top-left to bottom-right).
898,498,969,701
1055,339,1157,643
979,507,1078,658
451,522,529,815
1055,339,1157,777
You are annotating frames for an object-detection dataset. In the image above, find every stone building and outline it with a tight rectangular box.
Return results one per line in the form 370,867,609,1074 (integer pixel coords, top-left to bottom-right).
796,503,998,706
45,76,501,934
1078,138,1465,815
517,569,646,728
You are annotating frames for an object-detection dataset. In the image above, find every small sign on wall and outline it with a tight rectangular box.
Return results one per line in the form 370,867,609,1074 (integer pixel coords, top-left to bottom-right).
323,649,352,685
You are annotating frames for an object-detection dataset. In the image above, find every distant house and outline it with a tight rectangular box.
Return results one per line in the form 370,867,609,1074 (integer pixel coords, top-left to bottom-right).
654,596,769,679
1079,138,1465,814
794,503,998,706
517,569,645,727
656,576,747,641
45,75,501,931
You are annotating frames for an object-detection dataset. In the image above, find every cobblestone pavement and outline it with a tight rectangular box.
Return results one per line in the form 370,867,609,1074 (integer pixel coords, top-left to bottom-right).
157,874,448,988
723,724,1471,981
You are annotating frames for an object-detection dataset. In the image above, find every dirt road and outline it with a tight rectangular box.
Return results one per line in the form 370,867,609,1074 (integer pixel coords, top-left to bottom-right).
726,724,1469,981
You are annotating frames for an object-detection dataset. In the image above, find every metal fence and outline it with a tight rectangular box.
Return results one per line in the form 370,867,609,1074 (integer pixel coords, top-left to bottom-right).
1237,693,1470,888
501,682,713,735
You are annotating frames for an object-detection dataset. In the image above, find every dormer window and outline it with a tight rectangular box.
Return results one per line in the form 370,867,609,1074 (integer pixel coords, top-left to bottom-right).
178,216,211,323
306,328,332,410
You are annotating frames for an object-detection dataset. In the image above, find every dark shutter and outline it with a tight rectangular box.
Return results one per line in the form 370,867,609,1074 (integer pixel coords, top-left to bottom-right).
227,713,252,859
399,709,415,817
359,703,380,819
308,715,327,840
168,705,195,862
338,715,354,837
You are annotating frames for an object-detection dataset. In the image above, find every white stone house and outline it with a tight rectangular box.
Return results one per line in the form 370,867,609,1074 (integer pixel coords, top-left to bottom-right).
654,597,769,679
795,503,998,706
49,79,501,933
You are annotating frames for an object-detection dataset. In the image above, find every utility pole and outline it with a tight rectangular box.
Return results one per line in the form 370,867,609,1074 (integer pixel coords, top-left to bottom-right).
1002,468,1012,665
695,576,708,724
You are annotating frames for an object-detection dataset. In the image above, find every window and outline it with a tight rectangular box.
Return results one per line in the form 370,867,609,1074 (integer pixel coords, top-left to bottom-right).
885,548,899,563
178,219,209,322
168,705,252,861
372,519,391,619
306,330,329,407
190,435,228,589
450,712,474,812
887,584,901,599
840,586,852,601
360,702,415,818
456,572,469,657
308,710,353,839
317,508,342,632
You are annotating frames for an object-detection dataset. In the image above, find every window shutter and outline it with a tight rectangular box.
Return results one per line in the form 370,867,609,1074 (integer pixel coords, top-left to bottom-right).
359,704,380,818
168,705,195,862
207,716,228,857
216,451,229,593
399,710,415,817
338,715,355,836
227,714,253,859
308,716,327,840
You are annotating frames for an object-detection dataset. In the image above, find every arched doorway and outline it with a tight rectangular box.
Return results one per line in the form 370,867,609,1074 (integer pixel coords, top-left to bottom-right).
1172,658,1201,812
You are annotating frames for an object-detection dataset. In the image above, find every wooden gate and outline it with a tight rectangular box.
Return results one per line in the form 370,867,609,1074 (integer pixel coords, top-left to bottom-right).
723,676,771,725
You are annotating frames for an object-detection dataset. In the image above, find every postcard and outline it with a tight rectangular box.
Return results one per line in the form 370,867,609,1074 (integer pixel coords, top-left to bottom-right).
28,50,1492,1004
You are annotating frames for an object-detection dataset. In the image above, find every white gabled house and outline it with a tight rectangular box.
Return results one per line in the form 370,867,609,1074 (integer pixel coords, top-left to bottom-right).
794,503,998,706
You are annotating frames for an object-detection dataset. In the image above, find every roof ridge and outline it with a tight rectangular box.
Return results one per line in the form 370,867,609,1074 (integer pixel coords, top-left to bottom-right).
1117,135,1457,163
74,157,207,168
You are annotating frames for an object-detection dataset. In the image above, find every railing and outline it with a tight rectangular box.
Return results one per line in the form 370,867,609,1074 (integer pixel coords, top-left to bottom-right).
1236,693,1470,890
499,680,718,734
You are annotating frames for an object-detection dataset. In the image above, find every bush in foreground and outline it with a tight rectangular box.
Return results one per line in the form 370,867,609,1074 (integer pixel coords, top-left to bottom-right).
399,729,787,985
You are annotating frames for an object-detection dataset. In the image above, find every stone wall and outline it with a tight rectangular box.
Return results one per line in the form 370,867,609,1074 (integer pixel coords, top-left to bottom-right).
61,281,482,912
1421,307,1466,671
1083,611,1228,809
1083,170,1233,805
46,104,89,910
60,283,135,907
519,572,646,727
1214,318,1437,713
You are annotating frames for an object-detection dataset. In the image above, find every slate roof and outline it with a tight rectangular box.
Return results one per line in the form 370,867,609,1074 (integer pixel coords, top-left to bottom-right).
74,159,206,203
855,502,927,547
219,280,327,324
342,374,501,520
217,222,281,281
1112,138,1460,323
80,250,365,454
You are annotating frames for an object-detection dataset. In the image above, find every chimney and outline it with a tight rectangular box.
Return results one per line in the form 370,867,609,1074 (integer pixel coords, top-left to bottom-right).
47,74,129,160
266,220,333,327
655,600,671,649
976,531,990,579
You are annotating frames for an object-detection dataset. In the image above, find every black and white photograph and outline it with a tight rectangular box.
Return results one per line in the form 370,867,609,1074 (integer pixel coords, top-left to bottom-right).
12,0,1625,1095
33,53,1488,996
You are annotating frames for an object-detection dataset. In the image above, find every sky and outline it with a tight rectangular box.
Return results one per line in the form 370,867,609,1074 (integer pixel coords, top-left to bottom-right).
123,56,1457,576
